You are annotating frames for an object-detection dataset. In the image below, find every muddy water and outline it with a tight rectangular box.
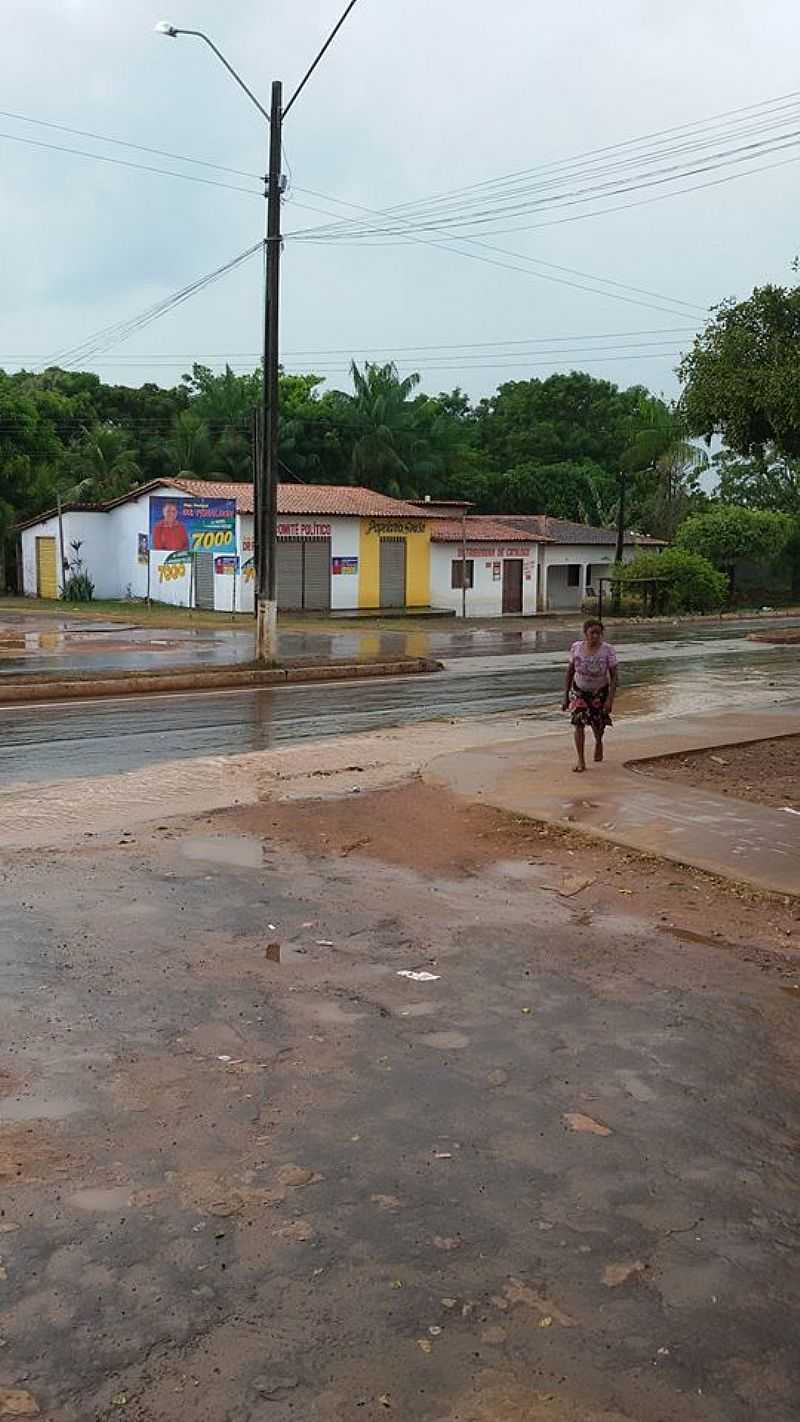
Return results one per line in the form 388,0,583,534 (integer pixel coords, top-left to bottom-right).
179,834,264,869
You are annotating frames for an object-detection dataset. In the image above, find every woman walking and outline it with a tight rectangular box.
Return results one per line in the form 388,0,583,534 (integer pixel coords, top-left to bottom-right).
562,619,618,773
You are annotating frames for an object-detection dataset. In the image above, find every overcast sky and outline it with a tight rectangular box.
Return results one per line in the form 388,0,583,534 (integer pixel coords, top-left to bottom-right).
2,0,798,404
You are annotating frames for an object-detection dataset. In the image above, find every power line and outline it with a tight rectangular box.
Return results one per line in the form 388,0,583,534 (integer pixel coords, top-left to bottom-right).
44,242,263,370
293,123,800,243
284,0,364,118
293,87,800,238
0,324,696,362
0,130,262,196
0,108,262,180
283,189,703,320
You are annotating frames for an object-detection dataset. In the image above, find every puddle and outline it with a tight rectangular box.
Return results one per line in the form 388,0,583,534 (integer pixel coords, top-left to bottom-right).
419,1031,470,1049
314,1001,365,1024
658,924,735,951
68,1187,132,1213
179,835,264,869
398,1002,438,1018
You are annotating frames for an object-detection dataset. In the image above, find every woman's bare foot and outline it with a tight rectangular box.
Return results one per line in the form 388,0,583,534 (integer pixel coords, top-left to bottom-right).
573,763,586,773
594,741,604,763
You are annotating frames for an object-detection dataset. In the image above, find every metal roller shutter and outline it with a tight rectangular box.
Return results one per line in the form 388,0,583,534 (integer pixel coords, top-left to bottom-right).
379,537,406,608
277,540,303,609
302,539,331,611
194,551,215,611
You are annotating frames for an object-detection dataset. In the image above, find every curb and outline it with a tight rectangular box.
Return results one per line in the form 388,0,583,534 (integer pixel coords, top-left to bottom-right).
0,658,443,704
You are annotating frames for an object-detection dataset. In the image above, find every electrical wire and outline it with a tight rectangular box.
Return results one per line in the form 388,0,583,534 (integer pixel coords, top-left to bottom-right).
0,324,697,363
283,190,703,320
283,0,364,118
0,108,262,180
292,89,800,241
0,130,263,197
44,242,263,370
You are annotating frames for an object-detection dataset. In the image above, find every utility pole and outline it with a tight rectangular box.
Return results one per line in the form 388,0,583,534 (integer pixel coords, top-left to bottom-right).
255,79,283,663
155,8,362,662
613,470,626,613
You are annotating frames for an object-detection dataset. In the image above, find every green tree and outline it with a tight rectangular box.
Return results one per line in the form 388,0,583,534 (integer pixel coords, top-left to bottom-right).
475,371,651,474
712,445,800,512
677,505,792,592
458,459,616,521
63,423,142,502
678,281,800,456
713,446,800,595
617,394,708,544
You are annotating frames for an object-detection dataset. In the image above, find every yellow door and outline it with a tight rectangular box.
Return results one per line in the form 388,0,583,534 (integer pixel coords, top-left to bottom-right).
36,537,58,599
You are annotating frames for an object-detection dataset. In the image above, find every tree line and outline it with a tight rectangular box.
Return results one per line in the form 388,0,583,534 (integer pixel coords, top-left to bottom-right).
3,269,800,601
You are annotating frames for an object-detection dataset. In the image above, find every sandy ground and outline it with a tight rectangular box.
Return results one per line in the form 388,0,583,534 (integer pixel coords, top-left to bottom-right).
640,734,800,812
2,765,800,1421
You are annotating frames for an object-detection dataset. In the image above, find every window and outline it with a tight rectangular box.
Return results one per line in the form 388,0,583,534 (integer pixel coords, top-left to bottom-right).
451,558,474,589
567,564,581,588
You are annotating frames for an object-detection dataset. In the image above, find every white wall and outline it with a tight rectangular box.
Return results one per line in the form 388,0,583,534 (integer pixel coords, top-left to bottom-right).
543,544,634,610
20,516,58,596
20,511,112,597
430,542,540,617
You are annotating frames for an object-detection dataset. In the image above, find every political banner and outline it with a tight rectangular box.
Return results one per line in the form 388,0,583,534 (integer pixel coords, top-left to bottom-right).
149,495,236,556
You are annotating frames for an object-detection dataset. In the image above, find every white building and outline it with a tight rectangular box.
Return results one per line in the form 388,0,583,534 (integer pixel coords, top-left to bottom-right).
498,515,664,612
428,516,545,617
19,477,664,618
18,478,440,615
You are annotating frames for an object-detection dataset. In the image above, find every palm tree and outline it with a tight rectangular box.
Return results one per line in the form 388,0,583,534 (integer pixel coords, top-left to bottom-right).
348,361,421,494
165,411,213,476
66,423,141,502
617,396,708,555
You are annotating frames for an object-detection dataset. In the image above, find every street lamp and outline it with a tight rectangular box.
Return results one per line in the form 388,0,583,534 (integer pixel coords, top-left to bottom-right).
155,21,280,662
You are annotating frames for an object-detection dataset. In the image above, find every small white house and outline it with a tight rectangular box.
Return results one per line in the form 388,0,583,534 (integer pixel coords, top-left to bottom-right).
497,515,664,612
18,477,440,614
429,516,544,617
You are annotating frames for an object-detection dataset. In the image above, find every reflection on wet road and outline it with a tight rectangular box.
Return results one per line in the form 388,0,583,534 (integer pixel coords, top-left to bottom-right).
1,611,798,676
1,637,797,787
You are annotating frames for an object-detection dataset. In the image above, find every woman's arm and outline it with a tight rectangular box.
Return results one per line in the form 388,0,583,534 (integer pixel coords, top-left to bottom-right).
562,659,575,711
607,665,618,711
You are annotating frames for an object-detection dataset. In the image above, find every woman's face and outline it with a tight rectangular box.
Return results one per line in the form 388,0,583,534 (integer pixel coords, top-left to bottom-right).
585,625,603,650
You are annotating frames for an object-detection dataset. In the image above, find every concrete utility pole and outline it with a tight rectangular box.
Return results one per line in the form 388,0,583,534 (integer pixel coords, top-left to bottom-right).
155,5,361,662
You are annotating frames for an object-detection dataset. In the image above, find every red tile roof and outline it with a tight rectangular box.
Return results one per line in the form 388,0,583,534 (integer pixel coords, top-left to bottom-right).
431,515,550,543
172,478,434,519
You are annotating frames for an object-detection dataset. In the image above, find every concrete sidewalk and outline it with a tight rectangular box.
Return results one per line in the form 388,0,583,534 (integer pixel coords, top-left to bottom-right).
427,704,800,897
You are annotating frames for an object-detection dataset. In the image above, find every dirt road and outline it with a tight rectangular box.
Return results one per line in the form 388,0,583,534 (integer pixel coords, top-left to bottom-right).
2,774,800,1421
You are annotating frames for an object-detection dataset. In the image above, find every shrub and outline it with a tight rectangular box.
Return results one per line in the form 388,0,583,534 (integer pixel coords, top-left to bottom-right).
614,547,727,614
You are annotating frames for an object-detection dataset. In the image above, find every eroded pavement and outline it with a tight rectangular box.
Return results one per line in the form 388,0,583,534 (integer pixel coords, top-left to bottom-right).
2,780,800,1421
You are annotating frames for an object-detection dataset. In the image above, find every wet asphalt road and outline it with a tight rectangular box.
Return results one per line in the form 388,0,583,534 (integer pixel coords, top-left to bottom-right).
1,633,796,786
1,611,799,675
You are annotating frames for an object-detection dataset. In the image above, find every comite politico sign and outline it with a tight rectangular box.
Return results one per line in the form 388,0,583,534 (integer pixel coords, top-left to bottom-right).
149,495,236,555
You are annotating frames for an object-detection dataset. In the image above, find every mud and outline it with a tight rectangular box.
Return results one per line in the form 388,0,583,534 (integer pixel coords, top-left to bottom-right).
1,781,800,1420
640,733,800,811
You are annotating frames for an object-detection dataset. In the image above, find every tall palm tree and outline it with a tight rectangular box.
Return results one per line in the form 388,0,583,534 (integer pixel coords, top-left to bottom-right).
348,361,421,493
617,396,707,553
165,411,213,476
66,423,141,501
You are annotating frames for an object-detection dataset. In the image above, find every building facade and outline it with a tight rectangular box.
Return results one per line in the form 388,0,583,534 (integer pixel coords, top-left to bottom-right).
18,480,664,618
428,517,545,617
19,479,438,615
